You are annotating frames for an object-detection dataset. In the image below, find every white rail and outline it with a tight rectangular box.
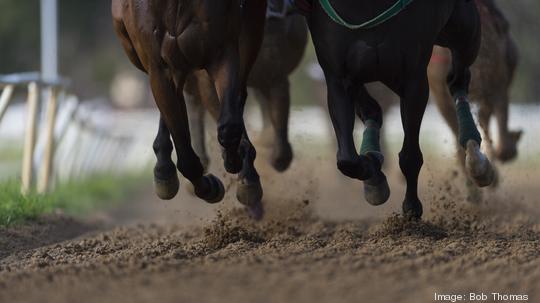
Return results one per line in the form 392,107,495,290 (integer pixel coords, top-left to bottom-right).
0,73,153,194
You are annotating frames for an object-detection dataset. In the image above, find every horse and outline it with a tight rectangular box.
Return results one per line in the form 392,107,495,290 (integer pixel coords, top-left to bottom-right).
306,0,495,219
185,9,309,174
112,0,268,218
428,0,521,184
376,0,521,200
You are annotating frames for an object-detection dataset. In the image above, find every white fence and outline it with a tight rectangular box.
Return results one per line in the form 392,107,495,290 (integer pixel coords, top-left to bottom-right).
0,72,155,194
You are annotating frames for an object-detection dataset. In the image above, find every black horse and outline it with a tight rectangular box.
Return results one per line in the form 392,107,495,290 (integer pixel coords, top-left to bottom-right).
306,0,494,219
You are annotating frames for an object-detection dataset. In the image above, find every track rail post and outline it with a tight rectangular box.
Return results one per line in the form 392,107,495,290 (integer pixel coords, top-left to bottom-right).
0,85,15,124
37,86,59,193
21,82,40,194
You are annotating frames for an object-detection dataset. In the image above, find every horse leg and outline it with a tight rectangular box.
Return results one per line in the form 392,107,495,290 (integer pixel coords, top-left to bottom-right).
253,89,275,148
184,86,210,171
364,83,396,170
399,76,429,220
326,76,372,181
232,1,266,217
237,127,264,220
445,3,494,188
209,0,266,175
428,48,463,167
478,102,500,188
113,20,181,199
428,49,460,138
450,73,494,187
428,48,482,201
493,95,522,162
259,79,293,172
149,67,224,204
477,103,495,160
353,85,390,205
209,46,244,174
152,116,179,200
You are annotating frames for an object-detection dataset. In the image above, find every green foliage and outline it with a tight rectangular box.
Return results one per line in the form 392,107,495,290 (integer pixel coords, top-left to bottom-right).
0,181,53,226
0,174,145,226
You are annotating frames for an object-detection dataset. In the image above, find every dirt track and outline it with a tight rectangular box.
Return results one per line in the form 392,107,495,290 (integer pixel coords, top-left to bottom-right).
1,148,539,303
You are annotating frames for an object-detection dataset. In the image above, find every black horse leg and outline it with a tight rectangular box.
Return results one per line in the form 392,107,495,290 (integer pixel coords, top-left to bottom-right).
326,76,371,180
152,116,179,200
352,85,390,205
399,75,429,220
149,67,225,204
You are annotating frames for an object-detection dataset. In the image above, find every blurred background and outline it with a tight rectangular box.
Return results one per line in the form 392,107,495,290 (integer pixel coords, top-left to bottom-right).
1,0,539,102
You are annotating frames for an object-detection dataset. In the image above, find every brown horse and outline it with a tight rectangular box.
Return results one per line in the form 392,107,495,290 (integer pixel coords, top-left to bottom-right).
112,0,267,218
185,11,309,173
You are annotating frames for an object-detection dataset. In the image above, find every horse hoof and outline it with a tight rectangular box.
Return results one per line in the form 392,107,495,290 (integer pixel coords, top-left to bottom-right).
154,174,180,200
195,174,225,204
247,201,265,221
465,140,495,187
270,143,293,172
364,173,390,206
402,199,423,220
236,179,263,207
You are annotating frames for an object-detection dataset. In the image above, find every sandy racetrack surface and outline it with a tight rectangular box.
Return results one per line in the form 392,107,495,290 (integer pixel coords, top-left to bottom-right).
1,146,539,303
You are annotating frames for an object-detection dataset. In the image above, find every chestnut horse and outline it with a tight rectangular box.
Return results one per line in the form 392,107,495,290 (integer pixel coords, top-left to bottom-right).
307,0,495,219
112,0,267,218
